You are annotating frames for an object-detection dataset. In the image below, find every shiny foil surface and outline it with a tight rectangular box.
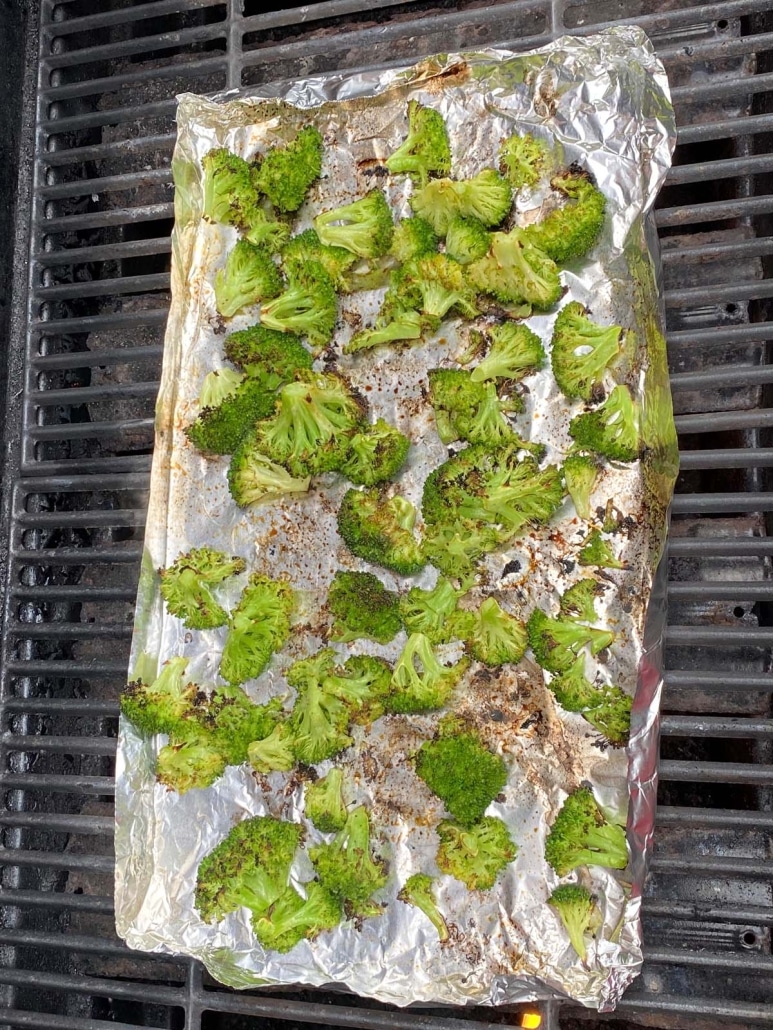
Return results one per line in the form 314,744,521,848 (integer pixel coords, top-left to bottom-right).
114,28,678,1011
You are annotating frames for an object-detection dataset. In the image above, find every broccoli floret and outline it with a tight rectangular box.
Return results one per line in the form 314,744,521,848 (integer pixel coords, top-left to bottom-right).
223,324,312,384
469,322,546,383
499,132,554,191
198,367,243,408
398,873,448,941
214,241,283,318
527,608,614,675
326,654,393,726
523,170,606,264
156,736,228,794
387,632,468,714
185,377,277,456
428,368,525,448
326,570,402,644
399,577,462,644
466,596,527,666
195,815,303,923
569,384,641,462
390,216,439,264
338,419,410,487
305,767,348,833
240,205,291,253
559,579,603,622
563,454,600,521
400,254,479,321
252,369,366,477
422,520,507,581
314,189,394,259
309,805,388,916
220,574,295,685
436,816,517,890
194,687,282,766
201,147,260,227
385,100,451,185
253,125,323,213
287,651,353,764
120,656,194,737
577,529,625,569
337,488,425,576
414,715,506,825
548,884,597,962
410,171,512,235
344,310,434,354
252,881,342,952
550,302,626,401
159,547,245,630
549,657,632,746
228,440,311,508
444,216,491,265
544,787,628,876
280,228,357,291
248,723,296,773
467,228,562,310
259,260,338,350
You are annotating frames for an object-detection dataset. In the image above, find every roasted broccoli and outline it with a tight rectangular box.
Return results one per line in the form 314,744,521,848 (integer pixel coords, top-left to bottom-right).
410,170,512,235
248,723,296,773
467,228,562,311
544,787,628,875
252,881,342,952
398,577,463,645
444,216,491,265
280,228,357,292
523,170,606,264
201,147,260,227
326,570,402,644
398,873,448,941
338,419,411,487
120,656,194,737
422,519,507,581
344,310,433,354
559,579,603,623
390,216,439,264
436,816,517,890
309,805,388,917
527,608,614,675
228,439,311,508
240,205,291,253
286,650,353,764
577,529,625,569
548,884,597,962
563,454,600,521
499,132,554,191
314,189,394,259
220,573,295,685
387,632,468,713
385,100,451,185
259,260,338,350
193,687,282,766
325,654,393,725
304,767,348,833
469,322,546,383
156,737,228,794
214,240,282,318
198,367,243,408
427,368,526,448
414,716,507,825
159,547,245,630
223,324,312,384
465,596,527,666
185,377,277,455
253,125,324,213
398,254,479,321
337,487,425,576
549,657,632,746
569,384,641,462
550,302,626,401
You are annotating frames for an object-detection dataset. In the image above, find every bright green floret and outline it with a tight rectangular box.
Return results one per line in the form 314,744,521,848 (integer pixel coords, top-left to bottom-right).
444,216,491,265
398,873,448,941
399,577,462,645
577,529,625,569
201,147,260,227
240,205,291,253
427,368,525,448
248,723,296,773
253,125,323,213
387,633,468,714
344,310,436,353
220,574,294,685
314,189,394,259
550,302,626,401
326,570,402,644
286,650,353,764
198,367,243,408
410,170,512,235
338,418,410,487
499,132,554,191
422,520,507,581
214,241,283,318
527,608,614,675
467,228,562,310
228,439,311,508
252,882,342,952
304,767,348,834
544,787,628,876
548,884,597,962
259,260,338,350
323,654,393,725
400,254,479,321
563,454,600,521
156,737,228,794
569,384,641,462
185,377,277,455
390,216,439,264
280,228,357,291
436,816,517,890
223,324,312,384
194,815,303,924
385,100,451,185
559,579,602,623
523,170,606,264
337,488,425,576
120,656,194,737
193,687,282,766
309,805,388,917
414,715,507,825
549,656,632,746
470,322,546,383
466,596,527,666
159,547,246,630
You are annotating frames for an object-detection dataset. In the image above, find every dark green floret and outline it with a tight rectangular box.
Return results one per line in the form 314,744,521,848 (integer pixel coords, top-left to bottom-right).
223,324,312,384
427,368,527,448
523,170,606,264
326,570,402,644
387,633,468,713
248,723,296,774
337,488,425,575
159,547,246,630
385,100,451,185
214,241,283,318
544,787,628,875
344,310,436,354
156,737,228,794
201,147,261,228
286,651,352,764
390,216,439,264
577,529,625,569
280,228,357,292
220,574,295,685
569,384,641,462
398,577,463,645
467,228,562,310
410,170,512,235
253,125,324,213
549,656,632,746
563,454,600,521
469,322,546,383
185,377,277,455
309,805,388,917
559,579,603,623
399,254,479,321
120,656,194,737
436,816,517,890
252,881,342,952
465,596,527,666
338,418,411,487
228,438,311,508
259,259,338,350
550,301,626,401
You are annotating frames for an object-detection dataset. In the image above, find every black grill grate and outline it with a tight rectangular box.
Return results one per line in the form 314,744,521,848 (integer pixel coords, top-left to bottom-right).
1,1,772,1028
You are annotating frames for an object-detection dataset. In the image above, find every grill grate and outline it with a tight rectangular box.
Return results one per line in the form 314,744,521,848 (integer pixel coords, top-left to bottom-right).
1,1,772,1028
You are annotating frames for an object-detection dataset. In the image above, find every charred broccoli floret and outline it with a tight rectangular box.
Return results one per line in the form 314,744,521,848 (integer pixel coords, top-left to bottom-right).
469,322,546,383
427,368,526,448
337,488,425,576
499,132,554,191
223,324,312,383
220,574,295,685
185,377,276,455
240,205,291,253
548,884,598,962
314,189,394,259
280,228,357,292
465,596,527,667
156,737,228,794
444,216,491,265
326,570,402,644
309,805,388,916
549,656,632,746
259,260,338,351
253,125,323,213
422,520,507,581
436,816,517,890
214,241,283,318
390,216,439,264
198,367,243,409
387,633,468,714
191,687,282,766
398,873,448,941
577,529,625,569
201,147,260,227
338,418,411,487
228,440,311,508
523,170,606,264
344,310,434,354
248,723,296,773
569,384,641,462
410,170,512,235
386,100,451,185
399,254,479,321
252,881,342,952
304,767,348,833
159,547,245,630
563,454,600,521
398,577,463,645
467,228,562,310
286,650,353,764
544,787,628,875
559,579,603,623
550,302,626,401
527,608,614,675
120,656,194,737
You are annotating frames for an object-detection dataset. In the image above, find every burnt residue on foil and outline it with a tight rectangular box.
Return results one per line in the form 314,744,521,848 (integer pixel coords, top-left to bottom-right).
114,28,677,1012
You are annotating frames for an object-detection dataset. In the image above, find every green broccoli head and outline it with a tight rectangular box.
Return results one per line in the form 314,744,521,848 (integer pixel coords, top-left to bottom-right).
337,487,425,576
577,529,625,569
469,322,546,383
569,384,641,462
414,715,507,825
550,302,626,401
214,241,283,318
228,439,311,509
390,216,439,264
385,100,451,185
400,254,479,321
252,882,342,952
398,577,463,645
387,633,468,714
563,454,600,521
201,147,260,227
309,805,388,917
410,170,512,235
287,650,353,764
427,368,525,449
527,608,614,675
156,737,228,794
499,132,554,190
548,884,597,962
248,723,297,774
198,367,243,409
185,377,277,456
195,815,303,923
436,816,517,890
193,687,283,766
258,260,338,351
549,657,632,746
466,596,527,666
467,228,562,310
344,310,434,354
159,547,246,630
253,125,323,213
422,519,507,581
223,324,312,383
338,418,411,487
120,656,195,737
220,574,295,686
326,570,402,644
240,205,291,253
559,579,603,623
444,216,491,265
314,189,394,259
398,873,448,941
523,170,606,264
304,767,348,834
544,787,628,876
328,654,394,726
280,228,357,292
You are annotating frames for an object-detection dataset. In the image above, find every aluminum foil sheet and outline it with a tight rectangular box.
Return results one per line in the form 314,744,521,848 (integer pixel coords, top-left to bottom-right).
114,27,677,1012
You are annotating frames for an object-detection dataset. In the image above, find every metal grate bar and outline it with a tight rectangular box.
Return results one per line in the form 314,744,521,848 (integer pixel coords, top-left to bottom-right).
667,583,773,600
0,812,114,833
643,899,773,923
41,203,175,233
670,365,773,389
666,625,773,645
43,23,227,71
2,735,117,756
0,890,115,913
656,806,773,828
0,969,181,1007
679,450,773,469
618,996,773,1023
0,850,115,873
36,275,170,301
675,410,773,432
0,774,115,794
658,760,773,785
667,538,773,558
44,134,175,168
661,715,773,737
670,493,773,513
0,1011,166,1030
42,0,223,37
